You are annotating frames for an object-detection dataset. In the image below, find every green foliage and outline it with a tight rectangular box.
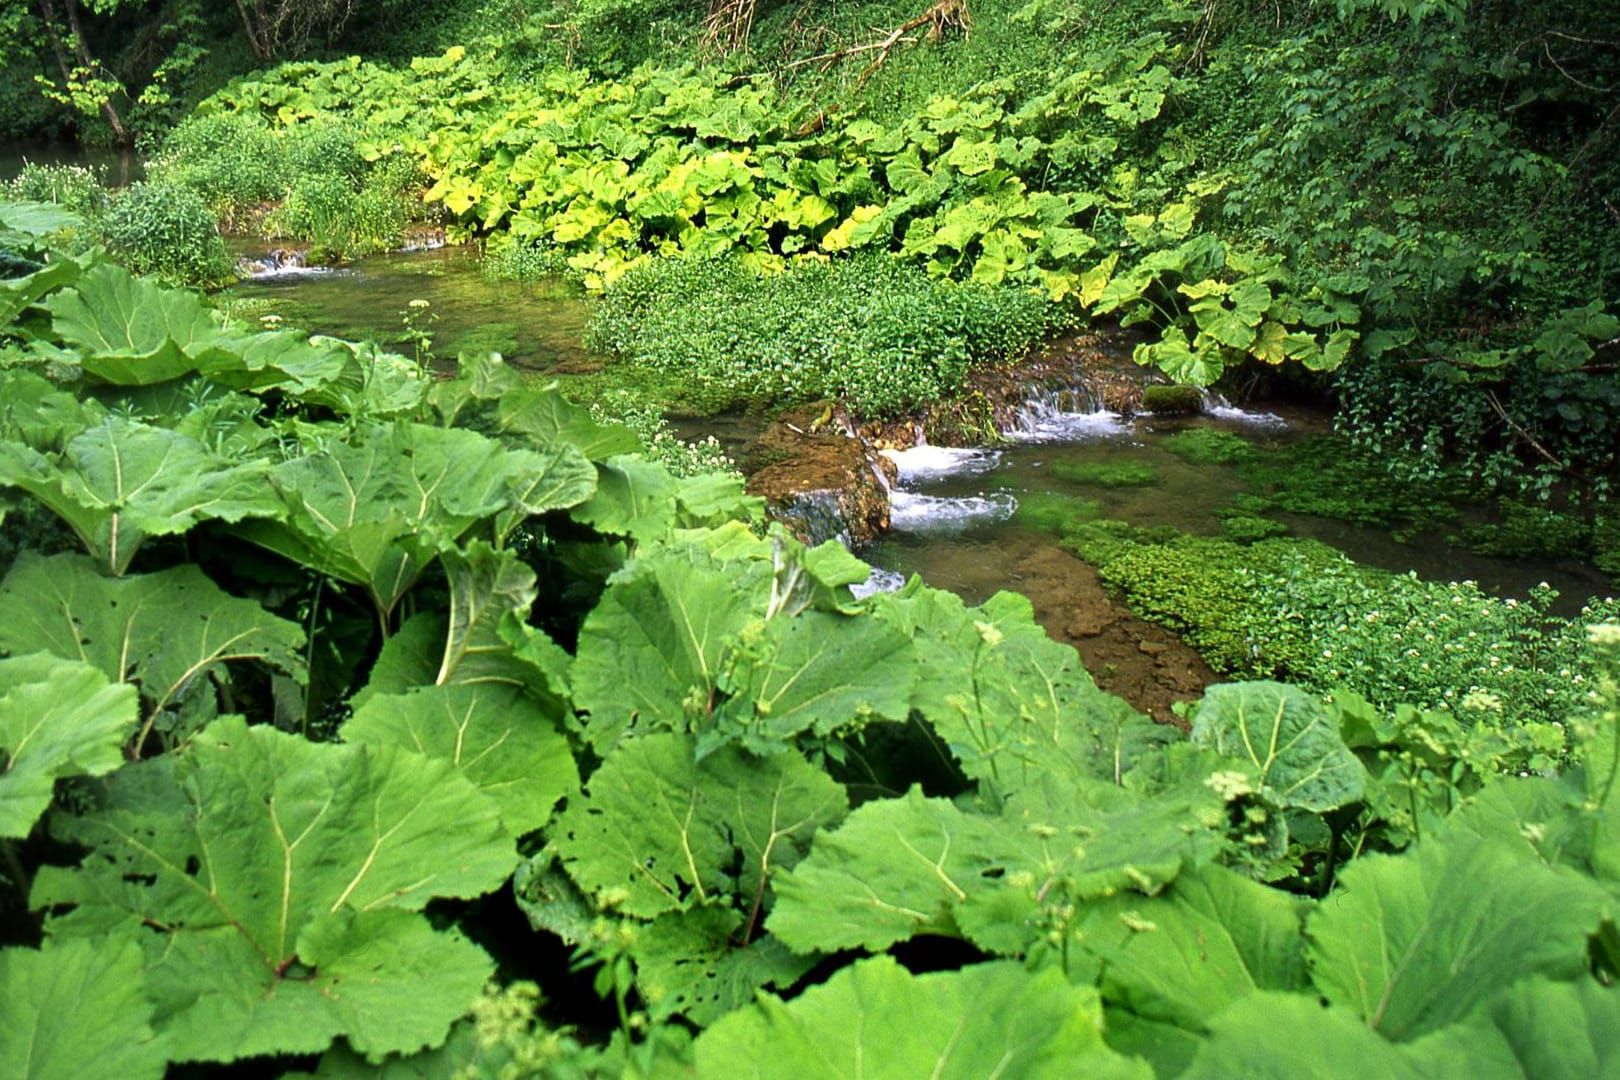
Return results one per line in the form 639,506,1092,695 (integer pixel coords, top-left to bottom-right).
0,653,136,838
1,163,107,217
1050,459,1160,488
96,182,232,287
1076,519,1620,747
0,938,168,1079
1162,427,1256,466
1237,435,1459,531
588,253,1051,417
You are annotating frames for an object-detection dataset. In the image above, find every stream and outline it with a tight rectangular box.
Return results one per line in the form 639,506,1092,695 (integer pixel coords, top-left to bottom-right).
210,244,1617,717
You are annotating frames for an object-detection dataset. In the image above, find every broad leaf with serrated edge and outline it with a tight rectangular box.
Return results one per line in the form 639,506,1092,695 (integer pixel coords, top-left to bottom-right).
0,551,305,718
0,417,282,575
773,776,1222,957
874,588,1170,799
47,262,218,385
1191,681,1365,811
572,546,766,749
1308,832,1610,1041
1069,864,1309,1074
633,905,816,1026
0,653,137,837
344,683,576,835
553,732,845,919
0,938,167,1080
32,717,511,1063
689,956,1150,1080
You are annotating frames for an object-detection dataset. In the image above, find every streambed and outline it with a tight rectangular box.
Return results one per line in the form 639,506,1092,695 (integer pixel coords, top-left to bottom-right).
224,245,1616,718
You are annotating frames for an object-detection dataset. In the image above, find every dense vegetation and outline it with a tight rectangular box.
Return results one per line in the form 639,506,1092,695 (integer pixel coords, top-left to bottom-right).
4,0,1620,1074
4,202,1620,1078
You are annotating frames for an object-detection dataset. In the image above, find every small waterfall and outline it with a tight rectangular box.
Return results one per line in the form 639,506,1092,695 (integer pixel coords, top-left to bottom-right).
235,248,331,279
1198,388,1287,428
772,490,854,549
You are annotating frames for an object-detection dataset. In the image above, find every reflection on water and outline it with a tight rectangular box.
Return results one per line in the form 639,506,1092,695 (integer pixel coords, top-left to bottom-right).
0,141,143,187
222,244,598,374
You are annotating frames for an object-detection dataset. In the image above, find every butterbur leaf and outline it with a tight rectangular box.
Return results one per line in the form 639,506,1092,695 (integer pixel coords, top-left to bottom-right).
1190,681,1365,811
875,588,1165,799
1407,976,1620,1079
711,608,915,749
47,262,217,385
553,732,845,920
344,683,577,835
570,454,679,542
633,905,817,1025
0,552,305,717
1180,992,1414,1079
498,385,642,460
768,786,1025,953
1071,864,1310,1040
435,541,537,687
0,653,137,838
32,717,512,1063
572,546,765,749
0,417,283,574
0,938,167,1080
1307,832,1611,1041
688,956,1151,1079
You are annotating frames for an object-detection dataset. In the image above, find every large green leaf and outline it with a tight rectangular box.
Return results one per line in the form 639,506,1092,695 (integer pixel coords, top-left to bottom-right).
46,263,218,385
771,777,1222,957
633,905,817,1026
570,454,680,542
874,588,1171,799
1180,992,1418,1079
710,607,915,751
1190,681,1365,812
0,653,137,838
0,417,282,574
552,732,845,920
243,423,542,621
498,385,643,460
343,683,576,835
1406,976,1620,1079
0,938,168,1080
687,956,1150,1079
32,717,512,1063
768,787,1020,953
0,257,80,332
0,551,305,720
1307,832,1611,1041
1082,864,1310,1022
572,546,766,749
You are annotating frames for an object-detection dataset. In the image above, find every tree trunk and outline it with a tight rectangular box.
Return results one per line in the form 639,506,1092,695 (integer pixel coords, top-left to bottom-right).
35,0,130,144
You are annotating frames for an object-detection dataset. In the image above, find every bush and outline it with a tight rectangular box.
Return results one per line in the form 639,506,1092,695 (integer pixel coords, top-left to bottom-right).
586,252,1052,418
2,162,107,216
151,111,285,222
97,182,232,286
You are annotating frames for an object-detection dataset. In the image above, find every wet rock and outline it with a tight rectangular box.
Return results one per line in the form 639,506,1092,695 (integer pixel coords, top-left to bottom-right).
745,404,896,546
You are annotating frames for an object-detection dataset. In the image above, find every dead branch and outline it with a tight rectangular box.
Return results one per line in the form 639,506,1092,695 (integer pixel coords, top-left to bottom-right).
767,0,970,85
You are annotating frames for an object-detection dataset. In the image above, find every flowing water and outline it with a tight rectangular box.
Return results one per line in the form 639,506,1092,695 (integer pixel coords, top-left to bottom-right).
217,243,1615,616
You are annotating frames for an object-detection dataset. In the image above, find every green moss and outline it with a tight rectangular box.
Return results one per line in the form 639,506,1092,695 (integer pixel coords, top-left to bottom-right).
1010,492,1101,534
1219,514,1288,543
1161,428,1256,466
1049,459,1160,488
1140,384,1204,416
1237,436,1459,529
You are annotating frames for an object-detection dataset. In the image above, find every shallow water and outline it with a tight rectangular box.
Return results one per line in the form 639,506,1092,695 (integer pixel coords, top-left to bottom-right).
0,140,143,187
218,244,1613,613
867,404,1614,614
223,244,596,374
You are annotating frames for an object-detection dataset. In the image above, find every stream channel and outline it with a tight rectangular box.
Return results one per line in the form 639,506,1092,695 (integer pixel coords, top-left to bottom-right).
216,244,1618,719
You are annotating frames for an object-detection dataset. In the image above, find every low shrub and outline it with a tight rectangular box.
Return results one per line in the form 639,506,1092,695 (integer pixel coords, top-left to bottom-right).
97,182,232,286
586,252,1052,419
2,162,107,216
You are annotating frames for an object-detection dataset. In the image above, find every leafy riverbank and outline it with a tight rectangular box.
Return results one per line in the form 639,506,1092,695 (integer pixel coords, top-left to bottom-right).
4,203,1620,1076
